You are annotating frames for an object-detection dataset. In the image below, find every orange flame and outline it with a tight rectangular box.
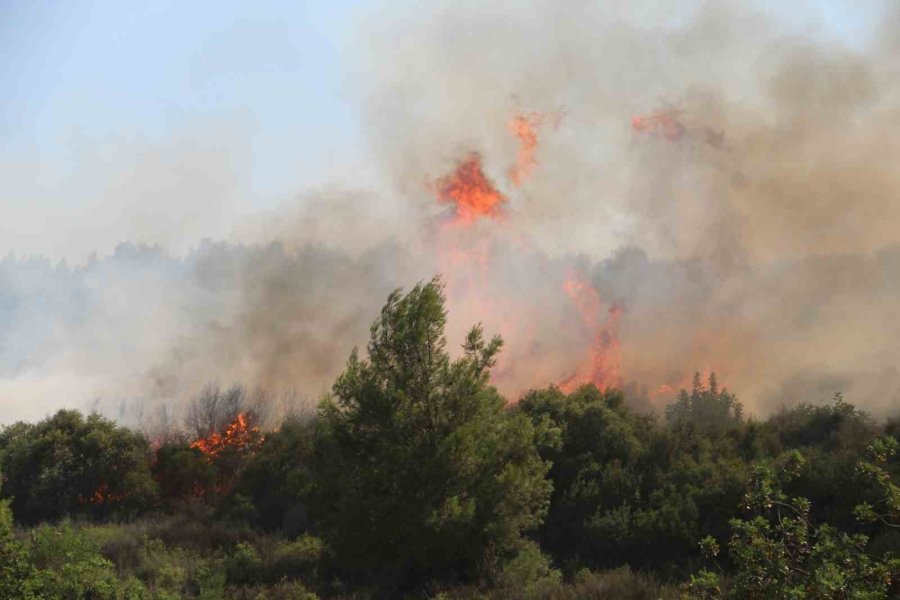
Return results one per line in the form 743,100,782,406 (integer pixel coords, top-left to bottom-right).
648,367,727,401
435,153,506,226
190,412,262,461
507,110,564,186
631,110,685,141
558,271,623,392
77,483,125,506
507,112,543,186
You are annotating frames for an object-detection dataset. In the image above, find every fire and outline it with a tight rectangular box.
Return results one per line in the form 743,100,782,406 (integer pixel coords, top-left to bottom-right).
433,153,507,325
426,111,730,404
435,153,506,226
558,271,623,393
648,368,727,400
78,483,124,506
631,110,685,141
190,412,262,461
507,112,543,186
431,115,629,397
507,110,563,186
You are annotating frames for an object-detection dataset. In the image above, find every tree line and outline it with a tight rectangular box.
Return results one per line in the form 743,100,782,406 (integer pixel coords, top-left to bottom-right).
1,279,898,598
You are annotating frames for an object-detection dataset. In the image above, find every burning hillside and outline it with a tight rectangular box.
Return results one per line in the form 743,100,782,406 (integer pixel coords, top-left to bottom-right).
6,1,900,424
427,108,688,401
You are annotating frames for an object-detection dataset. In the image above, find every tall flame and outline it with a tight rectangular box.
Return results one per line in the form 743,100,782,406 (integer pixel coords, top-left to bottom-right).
558,271,623,392
430,113,638,399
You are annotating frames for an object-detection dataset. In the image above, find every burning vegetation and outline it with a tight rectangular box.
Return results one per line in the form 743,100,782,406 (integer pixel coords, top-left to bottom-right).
77,483,125,507
6,2,900,597
190,412,262,461
429,110,678,399
558,271,623,393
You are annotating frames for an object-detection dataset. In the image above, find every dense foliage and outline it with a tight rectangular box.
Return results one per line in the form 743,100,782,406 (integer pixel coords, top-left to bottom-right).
0,279,898,598
311,281,551,589
0,410,157,524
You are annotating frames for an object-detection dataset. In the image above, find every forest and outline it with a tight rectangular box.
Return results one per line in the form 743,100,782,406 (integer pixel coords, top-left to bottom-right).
1,279,898,599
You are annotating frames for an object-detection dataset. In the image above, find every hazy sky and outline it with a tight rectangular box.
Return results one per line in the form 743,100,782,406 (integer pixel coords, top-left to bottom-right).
0,0,881,261
1,0,373,260
1,0,897,424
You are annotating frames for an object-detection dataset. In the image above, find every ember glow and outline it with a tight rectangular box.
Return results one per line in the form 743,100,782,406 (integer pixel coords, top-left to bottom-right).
78,483,124,506
648,368,728,400
557,271,623,393
631,110,685,141
190,412,262,460
507,112,543,186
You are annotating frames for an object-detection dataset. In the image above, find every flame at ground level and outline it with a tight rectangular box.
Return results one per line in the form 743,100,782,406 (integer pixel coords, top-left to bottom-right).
191,412,262,460
77,483,125,506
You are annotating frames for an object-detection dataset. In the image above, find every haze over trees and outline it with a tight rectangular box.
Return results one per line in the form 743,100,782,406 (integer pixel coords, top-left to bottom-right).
0,280,898,598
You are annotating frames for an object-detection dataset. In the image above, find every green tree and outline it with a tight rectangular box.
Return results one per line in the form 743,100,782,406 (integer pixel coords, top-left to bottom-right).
0,469,35,599
153,444,217,504
0,410,157,524
666,372,743,435
765,394,879,531
855,436,900,531
694,452,899,599
520,383,749,575
227,416,316,535
27,521,150,599
311,279,552,588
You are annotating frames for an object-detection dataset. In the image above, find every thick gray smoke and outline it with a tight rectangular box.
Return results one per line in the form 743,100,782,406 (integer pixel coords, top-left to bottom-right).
3,0,900,424
356,0,900,416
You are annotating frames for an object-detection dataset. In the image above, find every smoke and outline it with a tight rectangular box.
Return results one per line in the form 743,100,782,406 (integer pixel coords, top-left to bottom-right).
356,0,900,415
0,237,427,425
3,0,900,423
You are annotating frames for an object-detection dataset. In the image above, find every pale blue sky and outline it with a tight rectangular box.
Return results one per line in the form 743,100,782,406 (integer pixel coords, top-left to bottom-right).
1,0,369,224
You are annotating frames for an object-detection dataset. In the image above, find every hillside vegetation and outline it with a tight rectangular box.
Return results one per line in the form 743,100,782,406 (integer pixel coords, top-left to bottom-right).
1,280,898,599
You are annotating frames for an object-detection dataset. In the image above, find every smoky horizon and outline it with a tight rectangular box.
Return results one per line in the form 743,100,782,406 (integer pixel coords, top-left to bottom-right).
3,0,900,426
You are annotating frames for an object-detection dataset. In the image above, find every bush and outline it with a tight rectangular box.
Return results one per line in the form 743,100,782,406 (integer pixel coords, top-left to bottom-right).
495,541,562,598
27,521,151,599
225,542,264,586
0,485,32,598
153,444,216,504
270,535,323,582
226,417,315,534
0,410,157,524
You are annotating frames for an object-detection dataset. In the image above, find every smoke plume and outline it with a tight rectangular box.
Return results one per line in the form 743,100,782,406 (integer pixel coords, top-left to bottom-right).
3,0,900,424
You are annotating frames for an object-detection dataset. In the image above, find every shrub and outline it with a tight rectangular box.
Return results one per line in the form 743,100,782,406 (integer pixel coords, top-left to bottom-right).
0,410,157,524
